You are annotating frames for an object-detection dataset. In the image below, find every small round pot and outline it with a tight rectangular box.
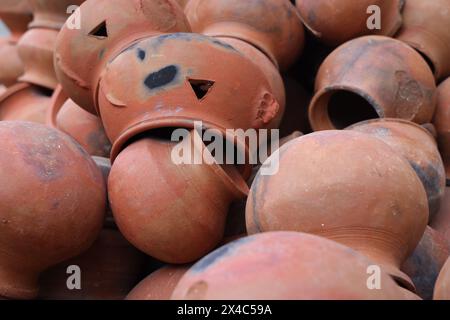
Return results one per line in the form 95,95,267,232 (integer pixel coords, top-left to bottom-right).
0,121,106,299
109,130,249,263
395,0,450,81
0,82,52,123
28,0,86,30
39,229,146,300
172,232,415,300
401,226,450,300
246,130,429,291
347,119,446,223
433,78,450,180
0,38,24,86
54,0,191,114
184,0,304,70
308,36,437,131
47,86,111,157
434,258,450,300
126,265,189,300
295,0,403,46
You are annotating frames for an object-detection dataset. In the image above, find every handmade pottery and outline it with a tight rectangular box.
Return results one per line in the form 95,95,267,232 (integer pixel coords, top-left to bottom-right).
0,82,51,123
28,0,85,30
433,78,450,180
0,39,24,86
0,121,106,299
308,36,436,131
347,119,446,223
402,226,450,300
0,0,32,41
184,0,304,70
47,86,111,157
295,0,403,46
431,186,450,245
246,130,429,291
109,130,249,263
396,0,450,80
172,232,416,300
126,265,189,300
434,258,450,300
39,229,145,300
54,0,191,114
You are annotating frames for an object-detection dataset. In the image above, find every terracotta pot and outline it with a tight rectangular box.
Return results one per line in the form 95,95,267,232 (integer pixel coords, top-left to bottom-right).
308,36,437,131
347,119,446,223
431,186,450,245
433,78,450,180
0,121,106,299
91,156,116,229
396,0,450,81
109,130,249,263
54,0,191,115
175,0,190,9
295,0,403,46
246,130,429,291
401,226,450,300
0,82,51,123
39,229,145,300
172,232,416,300
434,258,450,300
0,0,32,42
0,38,24,86
97,33,279,161
184,0,304,70
28,0,85,30
47,86,111,157
126,265,189,300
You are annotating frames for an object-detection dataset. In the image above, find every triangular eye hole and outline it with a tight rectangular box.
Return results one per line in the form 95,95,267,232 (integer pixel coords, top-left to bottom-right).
88,20,108,39
188,79,215,100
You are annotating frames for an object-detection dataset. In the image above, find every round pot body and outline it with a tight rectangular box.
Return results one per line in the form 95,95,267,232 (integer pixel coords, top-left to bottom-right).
309,36,436,131
434,258,450,300
433,78,450,180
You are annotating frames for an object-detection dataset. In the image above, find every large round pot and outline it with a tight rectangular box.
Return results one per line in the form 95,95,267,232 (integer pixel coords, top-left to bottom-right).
0,121,106,299
308,36,436,131
246,130,429,291
433,78,450,180
434,258,450,300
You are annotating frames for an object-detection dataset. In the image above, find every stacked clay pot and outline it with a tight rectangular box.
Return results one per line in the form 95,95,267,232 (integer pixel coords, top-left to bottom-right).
434,258,450,300
246,131,429,291
433,78,450,180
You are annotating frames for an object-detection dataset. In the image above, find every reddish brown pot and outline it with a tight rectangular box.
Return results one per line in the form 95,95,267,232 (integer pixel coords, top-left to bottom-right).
246,130,429,291
308,36,437,131
28,0,85,30
396,0,450,81
0,82,51,123
295,0,403,47
347,119,446,223
0,121,106,299
54,0,191,114
109,130,249,263
0,0,32,42
401,226,450,300
39,229,145,300
47,86,111,157
97,33,279,161
431,186,450,245
172,232,415,300
0,39,24,86
126,265,189,300
434,258,450,300
433,78,450,180
184,0,304,70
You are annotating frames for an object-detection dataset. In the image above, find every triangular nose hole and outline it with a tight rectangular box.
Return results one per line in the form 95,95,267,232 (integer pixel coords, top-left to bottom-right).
188,79,215,100
89,21,108,38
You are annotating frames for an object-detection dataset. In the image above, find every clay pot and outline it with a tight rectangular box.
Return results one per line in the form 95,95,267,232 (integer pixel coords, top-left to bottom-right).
109,130,249,263
431,186,450,245
184,0,304,70
39,229,145,300
28,0,85,30
175,0,190,9
0,121,106,299
246,130,429,291
172,232,416,300
0,0,32,41
295,0,403,47
433,78,450,180
126,265,189,300
0,82,51,123
54,0,191,115
434,258,450,300
0,38,24,86
396,0,450,80
308,36,437,131
347,119,446,223
97,33,280,160
47,86,111,157
401,226,450,300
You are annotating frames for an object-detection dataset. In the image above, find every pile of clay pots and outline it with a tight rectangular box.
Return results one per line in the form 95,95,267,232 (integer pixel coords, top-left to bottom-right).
0,0,450,300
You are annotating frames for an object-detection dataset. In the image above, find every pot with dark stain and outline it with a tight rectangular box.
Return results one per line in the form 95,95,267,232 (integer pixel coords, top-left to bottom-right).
246,130,429,291
308,36,436,131
433,78,450,180
434,258,450,300
0,121,106,299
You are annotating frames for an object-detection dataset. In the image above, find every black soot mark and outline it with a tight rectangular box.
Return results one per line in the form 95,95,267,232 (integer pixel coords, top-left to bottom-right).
137,48,146,61
144,65,178,90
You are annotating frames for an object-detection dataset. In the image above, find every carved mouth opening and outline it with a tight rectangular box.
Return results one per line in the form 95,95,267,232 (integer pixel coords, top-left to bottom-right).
88,21,108,39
